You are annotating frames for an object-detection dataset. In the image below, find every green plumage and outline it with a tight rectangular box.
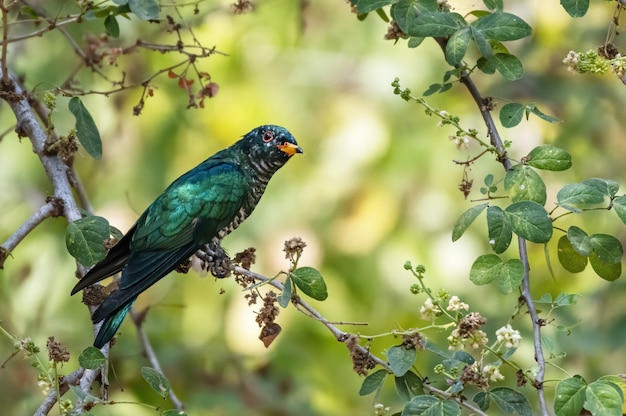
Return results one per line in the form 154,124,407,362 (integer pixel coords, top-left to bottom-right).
71,125,302,348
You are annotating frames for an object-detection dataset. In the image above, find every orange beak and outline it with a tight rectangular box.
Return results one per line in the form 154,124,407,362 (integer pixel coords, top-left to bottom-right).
278,142,304,157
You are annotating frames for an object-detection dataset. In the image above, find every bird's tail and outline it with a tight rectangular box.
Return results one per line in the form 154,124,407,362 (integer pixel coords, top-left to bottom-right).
93,299,136,348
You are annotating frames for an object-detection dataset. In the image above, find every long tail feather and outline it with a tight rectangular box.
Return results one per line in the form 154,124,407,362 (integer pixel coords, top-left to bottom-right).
93,299,136,348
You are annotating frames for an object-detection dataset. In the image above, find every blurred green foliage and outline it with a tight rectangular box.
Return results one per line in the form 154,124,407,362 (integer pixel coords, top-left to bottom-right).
1,0,626,415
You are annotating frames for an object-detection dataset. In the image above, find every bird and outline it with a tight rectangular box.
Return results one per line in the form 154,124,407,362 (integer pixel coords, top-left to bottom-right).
71,125,302,348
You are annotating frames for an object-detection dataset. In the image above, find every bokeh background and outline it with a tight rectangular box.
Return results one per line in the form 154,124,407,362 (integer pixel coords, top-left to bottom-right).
1,1,626,415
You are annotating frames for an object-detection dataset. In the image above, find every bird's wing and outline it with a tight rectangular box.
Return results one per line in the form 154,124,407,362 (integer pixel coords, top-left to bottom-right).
93,162,247,315
71,160,245,297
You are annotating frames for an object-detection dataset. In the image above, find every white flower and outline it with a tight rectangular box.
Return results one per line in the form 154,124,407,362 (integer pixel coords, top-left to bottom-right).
446,295,469,312
496,324,522,349
419,298,441,321
483,364,505,382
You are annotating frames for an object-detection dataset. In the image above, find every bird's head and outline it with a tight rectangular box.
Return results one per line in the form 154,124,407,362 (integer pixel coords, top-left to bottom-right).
242,125,303,168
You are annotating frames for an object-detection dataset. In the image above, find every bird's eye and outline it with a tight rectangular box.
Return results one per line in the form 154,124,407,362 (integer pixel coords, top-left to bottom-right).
262,130,274,142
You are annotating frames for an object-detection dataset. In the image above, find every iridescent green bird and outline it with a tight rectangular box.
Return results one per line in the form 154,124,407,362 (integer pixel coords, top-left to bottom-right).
71,125,302,348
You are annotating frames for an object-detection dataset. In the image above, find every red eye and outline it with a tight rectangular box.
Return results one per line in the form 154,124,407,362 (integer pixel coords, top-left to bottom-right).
262,130,274,142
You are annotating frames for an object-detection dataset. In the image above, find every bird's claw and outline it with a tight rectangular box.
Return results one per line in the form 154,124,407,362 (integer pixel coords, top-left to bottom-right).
195,240,232,278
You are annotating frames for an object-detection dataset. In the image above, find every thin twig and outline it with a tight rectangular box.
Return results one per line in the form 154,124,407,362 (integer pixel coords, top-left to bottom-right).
0,199,62,254
231,265,488,416
130,310,185,411
457,60,548,416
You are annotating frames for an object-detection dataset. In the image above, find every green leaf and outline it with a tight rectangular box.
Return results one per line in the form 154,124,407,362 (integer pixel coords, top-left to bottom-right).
402,395,461,416
141,367,171,398
567,226,592,256
526,145,572,171
452,203,488,241
392,0,438,33
527,104,562,124
504,164,547,205
483,0,503,11
408,11,466,37
499,102,524,127
469,254,503,285
445,26,471,65
423,83,443,96
487,206,512,254
104,15,120,38
555,376,587,416
395,370,424,401
162,410,189,416
471,26,493,59
490,53,523,80
558,236,588,273
387,345,416,376
489,387,532,416
496,259,524,294
473,391,490,410
472,12,531,41
69,385,101,404
584,380,624,416
66,216,110,266
582,178,620,198
408,36,425,48
505,201,553,243
78,346,106,370
290,267,328,301
128,0,160,20
560,0,590,18
68,97,103,160
557,183,605,207
590,252,622,281
555,292,580,307
589,234,623,264
613,195,626,225
277,275,292,308
359,369,388,396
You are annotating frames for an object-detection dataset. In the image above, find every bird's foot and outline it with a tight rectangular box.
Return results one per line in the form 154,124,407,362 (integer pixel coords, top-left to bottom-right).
195,240,232,278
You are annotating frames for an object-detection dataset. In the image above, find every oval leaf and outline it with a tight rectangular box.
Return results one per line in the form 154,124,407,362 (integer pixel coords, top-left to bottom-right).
489,387,532,415
387,345,416,377
445,27,471,65
584,380,624,416
359,369,388,396
555,376,587,416
567,226,592,256
500,102,524,128
452,203,488,241
582,178,620,198
558,235,588,273
496,258,524,294
472,12,532,41
290,267,328,301
402,395,460,416
470,254,503,285
526,145,572,171
504,164,547,205
557,183,605,207
68,97,103,160
141,366,171,398
78,346,106,370
487,205,512,254
66,216,110,266
590,234,623,264
612,195,626,225
505,201,553,243
395,370,424,401
589,252,622,281
128,0,160,20
277,275,292,308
